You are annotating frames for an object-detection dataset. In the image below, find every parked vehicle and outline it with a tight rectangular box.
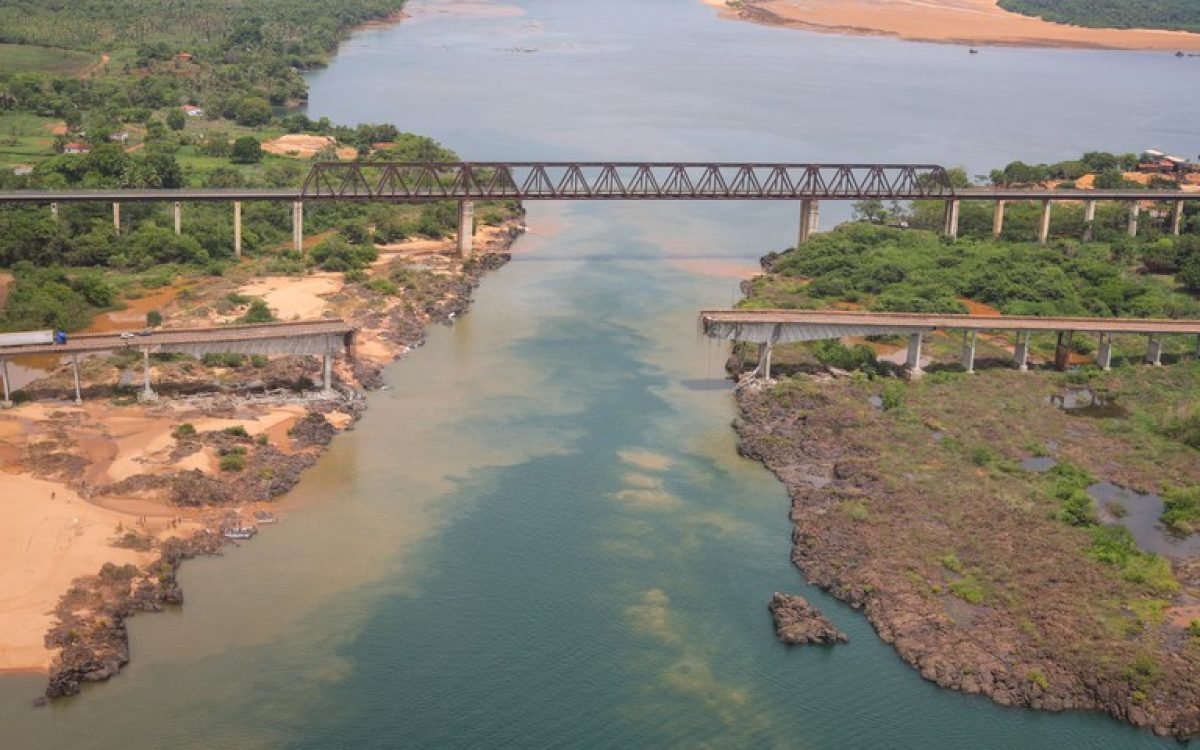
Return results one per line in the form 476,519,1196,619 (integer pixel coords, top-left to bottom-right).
0,330,55,347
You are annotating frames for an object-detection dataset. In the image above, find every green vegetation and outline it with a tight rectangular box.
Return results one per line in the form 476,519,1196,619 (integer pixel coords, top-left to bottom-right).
1027,668,1049,690
0,43,96,75
0,262,115,330
172,423,196,439
1161,485,1200,535
998,0,1200,33
1088,526,1178,594
755,223,1199,319
221,425,249,438
948,574,986,604
311,235,378,272
218,451,245,472
237,299,274,324
1046,462,1098,526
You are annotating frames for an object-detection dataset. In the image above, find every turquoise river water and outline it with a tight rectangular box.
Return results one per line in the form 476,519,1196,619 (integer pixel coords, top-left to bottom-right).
3,0,1200,747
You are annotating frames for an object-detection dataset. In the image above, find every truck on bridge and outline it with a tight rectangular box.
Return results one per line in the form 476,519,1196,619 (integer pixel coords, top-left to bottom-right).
0,330,59,347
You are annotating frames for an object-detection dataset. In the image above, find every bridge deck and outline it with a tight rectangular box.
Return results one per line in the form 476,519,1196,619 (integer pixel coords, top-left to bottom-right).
700,309,1200,343
0,320,355,357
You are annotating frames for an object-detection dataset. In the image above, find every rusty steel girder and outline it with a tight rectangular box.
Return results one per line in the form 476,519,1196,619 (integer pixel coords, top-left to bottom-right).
299,162,956,201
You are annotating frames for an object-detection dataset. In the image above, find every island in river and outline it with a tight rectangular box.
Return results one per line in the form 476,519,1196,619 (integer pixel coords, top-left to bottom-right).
700,0,1200,50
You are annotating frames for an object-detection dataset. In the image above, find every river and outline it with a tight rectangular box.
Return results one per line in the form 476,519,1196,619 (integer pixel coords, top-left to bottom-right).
2,0,1199,747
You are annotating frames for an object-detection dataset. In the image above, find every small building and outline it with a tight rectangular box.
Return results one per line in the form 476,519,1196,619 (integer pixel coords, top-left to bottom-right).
175,51,194,62
62,142,91,154
109,131,130,143
11,164,33,176
182,104,204,117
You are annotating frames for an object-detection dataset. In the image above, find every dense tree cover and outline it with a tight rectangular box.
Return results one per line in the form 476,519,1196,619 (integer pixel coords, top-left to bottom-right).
998,0,1200,33
758,223,1200,319
0,262,116,331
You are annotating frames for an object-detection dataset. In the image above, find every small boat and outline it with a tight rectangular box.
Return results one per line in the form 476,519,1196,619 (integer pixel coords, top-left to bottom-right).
968,48,979,54
223,526,257,540
253,511,278,524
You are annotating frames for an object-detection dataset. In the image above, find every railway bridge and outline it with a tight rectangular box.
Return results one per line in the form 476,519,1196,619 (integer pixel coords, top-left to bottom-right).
0,162,1196,257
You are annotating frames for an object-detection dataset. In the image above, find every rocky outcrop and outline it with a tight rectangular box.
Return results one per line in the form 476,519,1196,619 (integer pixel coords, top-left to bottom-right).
768,592,848,645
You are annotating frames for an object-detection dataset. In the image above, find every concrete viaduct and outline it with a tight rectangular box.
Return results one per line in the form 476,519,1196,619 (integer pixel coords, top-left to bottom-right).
0,320,355,407
0,163,1196,258
700,309,1200,380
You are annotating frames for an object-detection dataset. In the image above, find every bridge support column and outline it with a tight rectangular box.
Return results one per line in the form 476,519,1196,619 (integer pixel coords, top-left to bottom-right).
1082,200,1096,242
292,201,304,254
905,332,924,379
992,200,1006,240
71,354,82,405
321,353,334,397
1172,201,1185,236
50,202,59,222
139,348,157,402
1,358,10,408
1054,331,1074,371
1014,331,1031,371
942,199,960,241
1127,202,1140,238
961,330,977,373
1037,200,1051,245
173,201,182,235
234,201,243,258
755,341,773,381
1146,334,1163,366
797,199,820,246
113,202,121,235
457,200,474,258
1096,333,1114,371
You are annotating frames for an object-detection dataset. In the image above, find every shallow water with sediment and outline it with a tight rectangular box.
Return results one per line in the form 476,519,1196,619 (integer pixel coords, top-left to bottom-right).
3,0,1200,747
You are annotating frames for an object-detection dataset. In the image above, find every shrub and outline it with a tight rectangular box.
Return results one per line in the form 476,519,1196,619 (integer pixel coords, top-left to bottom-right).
172,423,197,439
146,309,163,327
949,575,985,604
238,299,275,324
219,453,246,472
311,236,378,272
222,425,250,438
1161,485,1200,536
1027,669,1049,690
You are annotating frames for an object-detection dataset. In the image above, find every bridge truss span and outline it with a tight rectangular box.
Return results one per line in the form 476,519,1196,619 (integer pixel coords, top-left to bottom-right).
299,162,957,201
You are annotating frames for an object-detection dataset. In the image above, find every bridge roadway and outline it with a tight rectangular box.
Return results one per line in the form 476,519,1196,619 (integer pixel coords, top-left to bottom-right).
699,309,1200,378
0,320,356,406
0,162,1196,254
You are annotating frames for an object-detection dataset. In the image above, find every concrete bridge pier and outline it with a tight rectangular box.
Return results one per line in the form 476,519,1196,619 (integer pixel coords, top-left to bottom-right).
1037,200,1052,245
1,358,10,408
457,200,474,258
754,341,774,381
139,348,157,402
1097,333,1114,371
321,351,335,397
961,330,977,373
71,354,82,405
942,199,960,240
292,201,304,254
1173,202,1185,236
992,200,1005,240
1127,202,1140,238
797,199,820,246
173,201,182,235
1014,331,1031,371
1146,334,1163,366
50,202,58,222
1082,200,1096,242
234,201,243,257
905,332,924,379
113,202,121,235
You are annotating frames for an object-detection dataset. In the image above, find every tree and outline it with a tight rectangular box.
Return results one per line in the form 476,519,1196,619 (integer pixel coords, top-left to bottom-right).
166,108,186,131
230,136,262,164
234,96,272,127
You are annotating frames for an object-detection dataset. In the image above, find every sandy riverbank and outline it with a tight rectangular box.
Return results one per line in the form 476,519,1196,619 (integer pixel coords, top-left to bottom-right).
0,221,520,677
700,0,1200,51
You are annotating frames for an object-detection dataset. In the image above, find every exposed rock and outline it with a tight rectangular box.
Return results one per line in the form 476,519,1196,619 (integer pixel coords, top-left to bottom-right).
768,592,848,645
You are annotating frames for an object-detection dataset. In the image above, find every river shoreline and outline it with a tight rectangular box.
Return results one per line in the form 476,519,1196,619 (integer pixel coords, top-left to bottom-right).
700,0,1200,51
0,223,520,697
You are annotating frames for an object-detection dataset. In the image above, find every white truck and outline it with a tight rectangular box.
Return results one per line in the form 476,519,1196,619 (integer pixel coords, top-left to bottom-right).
0,330,56,347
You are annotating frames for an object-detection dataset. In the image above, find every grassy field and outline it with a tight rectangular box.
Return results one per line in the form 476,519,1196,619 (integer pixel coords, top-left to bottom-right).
0,112,60,171
0,43,97,75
